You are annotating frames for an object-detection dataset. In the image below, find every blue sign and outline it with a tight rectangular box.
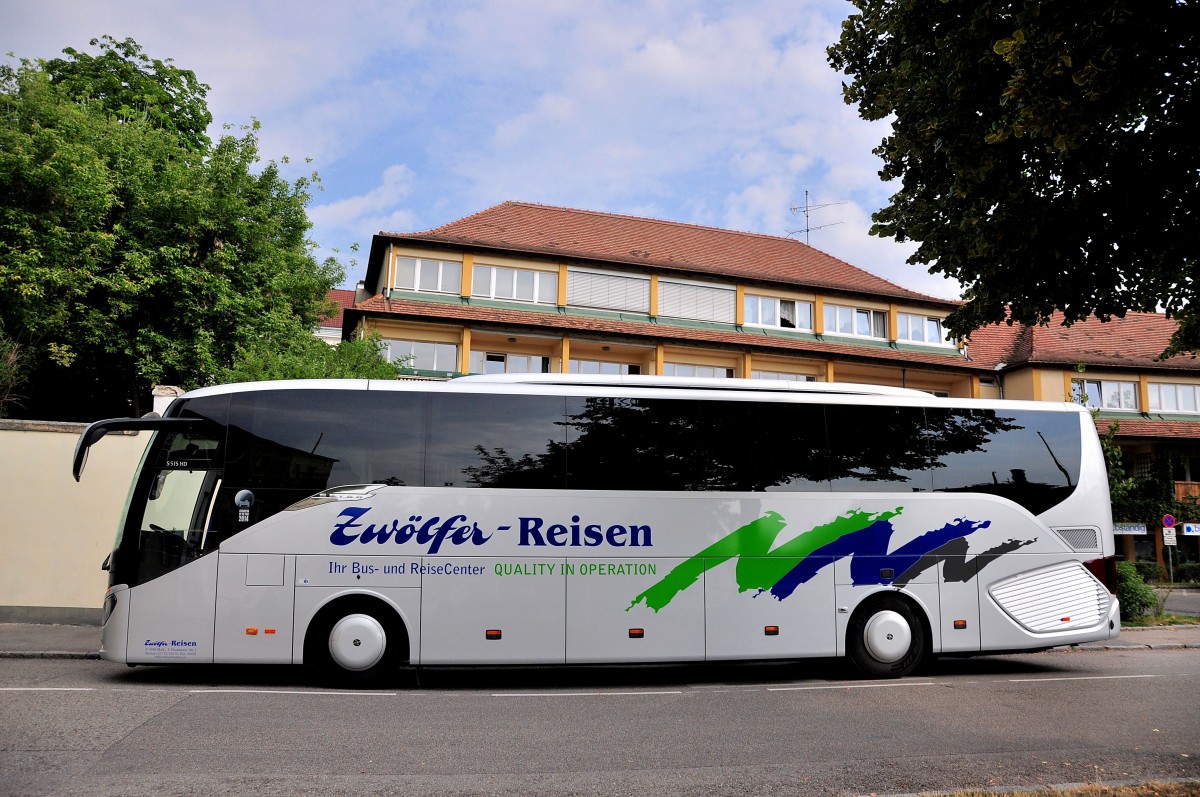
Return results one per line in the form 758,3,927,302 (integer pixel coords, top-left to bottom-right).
1163,514,1176,528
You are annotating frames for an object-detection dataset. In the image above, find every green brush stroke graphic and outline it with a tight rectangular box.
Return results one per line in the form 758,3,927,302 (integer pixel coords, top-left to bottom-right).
628,507,901,612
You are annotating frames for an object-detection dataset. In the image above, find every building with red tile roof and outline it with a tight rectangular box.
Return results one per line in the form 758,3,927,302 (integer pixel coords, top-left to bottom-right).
340,201,1200,563
316,288,357,345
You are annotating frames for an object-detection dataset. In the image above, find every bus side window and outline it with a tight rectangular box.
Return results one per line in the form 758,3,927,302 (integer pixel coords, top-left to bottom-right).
826,404,933,492
428,394,567,489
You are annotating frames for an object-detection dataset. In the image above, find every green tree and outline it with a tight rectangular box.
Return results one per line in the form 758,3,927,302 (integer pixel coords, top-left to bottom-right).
42,35,212,152
218,334,402,383
828,1,1198,356
0,40,345,420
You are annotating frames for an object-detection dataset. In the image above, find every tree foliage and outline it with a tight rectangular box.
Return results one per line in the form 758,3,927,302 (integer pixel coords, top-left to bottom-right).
828,0,1199,356
41,36,212,152
0,39,350,420
218,334,402,383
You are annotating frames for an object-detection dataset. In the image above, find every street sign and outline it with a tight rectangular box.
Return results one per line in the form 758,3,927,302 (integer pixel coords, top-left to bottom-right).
1162,514,1176,528
1163,528,1177,546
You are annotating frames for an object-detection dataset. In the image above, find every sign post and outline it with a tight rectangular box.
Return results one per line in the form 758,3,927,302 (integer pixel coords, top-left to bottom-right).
1163,519,1177,583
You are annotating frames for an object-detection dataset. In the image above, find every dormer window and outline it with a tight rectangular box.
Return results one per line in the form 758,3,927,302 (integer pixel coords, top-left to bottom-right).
897,313,952,346
744,296,814,331
394,257,462,295
472,264,558,305
825,304,887,339
1072,379,1138,410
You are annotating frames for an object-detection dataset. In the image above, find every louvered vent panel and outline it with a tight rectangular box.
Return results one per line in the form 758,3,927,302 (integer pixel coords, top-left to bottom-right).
989,563,1108,632
1053,527,1100,551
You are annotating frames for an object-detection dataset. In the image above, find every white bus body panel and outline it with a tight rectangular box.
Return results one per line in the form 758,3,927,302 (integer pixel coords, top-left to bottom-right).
569,557,704,663
421,557,565,664
124,552,218,663
938,559,982,653
214,553,295,663
703,557,835,660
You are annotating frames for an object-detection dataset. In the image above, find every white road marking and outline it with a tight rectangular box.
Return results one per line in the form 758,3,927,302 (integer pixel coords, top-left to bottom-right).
1009,674,1160,683
492,690,684,697
0,687,95,691
189,689,397,696
768,682,935,691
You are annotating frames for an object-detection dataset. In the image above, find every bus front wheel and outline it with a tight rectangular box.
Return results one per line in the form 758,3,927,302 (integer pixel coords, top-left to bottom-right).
847,595,927,679
305,598,408,685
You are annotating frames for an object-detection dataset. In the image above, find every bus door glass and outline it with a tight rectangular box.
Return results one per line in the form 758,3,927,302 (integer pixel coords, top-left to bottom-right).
120,427,223,586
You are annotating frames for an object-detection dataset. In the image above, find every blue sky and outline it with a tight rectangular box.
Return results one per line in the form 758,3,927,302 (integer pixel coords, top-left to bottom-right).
1,0,962,299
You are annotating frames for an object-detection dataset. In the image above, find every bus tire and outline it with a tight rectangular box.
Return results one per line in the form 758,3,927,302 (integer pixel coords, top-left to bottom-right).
304,597,408,686
847,594,927,679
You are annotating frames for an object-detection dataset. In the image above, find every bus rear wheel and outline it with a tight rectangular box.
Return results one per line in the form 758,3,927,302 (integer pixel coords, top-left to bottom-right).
305,598,408,686
847,595,926,679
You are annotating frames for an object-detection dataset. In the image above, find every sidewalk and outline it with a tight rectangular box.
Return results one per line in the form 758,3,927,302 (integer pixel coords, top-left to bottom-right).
1,622,1198,660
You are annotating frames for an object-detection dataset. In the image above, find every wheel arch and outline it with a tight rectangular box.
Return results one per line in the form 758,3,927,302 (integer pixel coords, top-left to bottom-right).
844,587,935,678
299,590,412,666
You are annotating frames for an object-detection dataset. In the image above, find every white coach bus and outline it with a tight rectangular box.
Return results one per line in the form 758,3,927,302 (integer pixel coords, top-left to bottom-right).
73,375,1120,682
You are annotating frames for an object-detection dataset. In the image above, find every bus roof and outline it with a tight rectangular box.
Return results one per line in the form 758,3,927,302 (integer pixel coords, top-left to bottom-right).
172,375,1087,416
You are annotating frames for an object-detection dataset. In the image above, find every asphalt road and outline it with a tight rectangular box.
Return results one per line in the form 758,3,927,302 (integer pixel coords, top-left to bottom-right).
2,648,1198,797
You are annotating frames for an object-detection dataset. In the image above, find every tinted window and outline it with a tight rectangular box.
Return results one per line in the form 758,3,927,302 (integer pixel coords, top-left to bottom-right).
698,400,828,491
428,394,567,488
928,408,1080,514
564,397,708,490
825,404,934,492
220,390,426,525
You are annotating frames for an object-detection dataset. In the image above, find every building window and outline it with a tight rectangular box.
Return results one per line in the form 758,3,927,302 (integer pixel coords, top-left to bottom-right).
750,370,817,381
469,352,551,375
569,359,641,375
382,339,459,372
897,313,950,345
1072,379,1138,410
472,265,558,305
744,296,814,330
566,268,651,313
393,257,462,294
1148,383,1200,413
658,279,735,323
662,363,734,378
824,304,887,339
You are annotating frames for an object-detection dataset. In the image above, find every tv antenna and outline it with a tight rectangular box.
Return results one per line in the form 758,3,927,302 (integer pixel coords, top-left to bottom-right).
788,190,844,245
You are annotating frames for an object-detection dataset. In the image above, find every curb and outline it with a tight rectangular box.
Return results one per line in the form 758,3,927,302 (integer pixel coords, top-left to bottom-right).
0,651,100,660
1083,643,1200,650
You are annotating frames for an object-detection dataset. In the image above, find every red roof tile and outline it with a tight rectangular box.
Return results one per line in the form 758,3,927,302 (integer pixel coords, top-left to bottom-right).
380,201,954,305
319,289,357,331
1096,417,1200,441
968,312,1198,373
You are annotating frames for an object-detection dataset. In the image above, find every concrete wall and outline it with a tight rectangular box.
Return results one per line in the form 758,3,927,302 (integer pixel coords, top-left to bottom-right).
0,421,147,624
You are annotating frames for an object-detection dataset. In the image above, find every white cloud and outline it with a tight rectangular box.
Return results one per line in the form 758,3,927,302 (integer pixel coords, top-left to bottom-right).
0,0,964,298
309,164,418,242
